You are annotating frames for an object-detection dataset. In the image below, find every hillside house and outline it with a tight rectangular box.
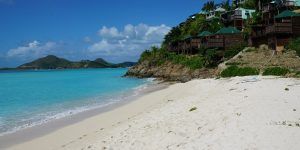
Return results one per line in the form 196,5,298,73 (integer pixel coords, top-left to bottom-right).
221,8,256,30
207,27,244,49
251,0,300,52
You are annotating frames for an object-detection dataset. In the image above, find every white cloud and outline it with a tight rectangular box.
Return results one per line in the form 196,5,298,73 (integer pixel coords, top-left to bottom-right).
98,26,122,39
7,40,57,58
3,23,171,66
88,23,171,57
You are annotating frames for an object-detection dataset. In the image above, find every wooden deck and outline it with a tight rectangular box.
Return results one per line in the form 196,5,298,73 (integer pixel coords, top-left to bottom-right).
266,23,293,34
206,34,244,49
283,0,297,7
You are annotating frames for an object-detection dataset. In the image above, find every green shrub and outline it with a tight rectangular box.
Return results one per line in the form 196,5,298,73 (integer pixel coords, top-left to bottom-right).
221,66,259,77
287,38,300,56
224,43,247,59
296,71,300,78
263,67,290,76
225,62,241,66
166,54,205,70
139,47,206,70
204,48,222,67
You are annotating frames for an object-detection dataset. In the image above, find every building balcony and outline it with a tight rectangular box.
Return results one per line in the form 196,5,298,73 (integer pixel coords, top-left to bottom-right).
207,38,224,48
283,0,295,7
231,14,242,20
266,23,293,34
251,30,267,38
262,5,275,13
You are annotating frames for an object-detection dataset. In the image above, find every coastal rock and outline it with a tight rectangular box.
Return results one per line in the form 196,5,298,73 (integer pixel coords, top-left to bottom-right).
125,61,216,82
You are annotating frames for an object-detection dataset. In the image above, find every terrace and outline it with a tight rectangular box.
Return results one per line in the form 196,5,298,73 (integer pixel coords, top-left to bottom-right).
266,10,300,34
283,0,297,7
266,22,293,34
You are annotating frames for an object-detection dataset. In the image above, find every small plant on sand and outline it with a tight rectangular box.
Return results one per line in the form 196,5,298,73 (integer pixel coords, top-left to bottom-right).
189,107,197,112
263,67,290,76
285,88,289,91
220,66,259,77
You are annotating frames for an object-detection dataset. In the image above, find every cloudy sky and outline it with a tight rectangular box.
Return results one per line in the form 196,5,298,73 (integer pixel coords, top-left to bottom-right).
0,0,218,67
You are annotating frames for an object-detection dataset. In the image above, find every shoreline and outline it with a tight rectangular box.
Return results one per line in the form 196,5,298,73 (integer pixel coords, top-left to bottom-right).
0,80,171,149
3,76,300,150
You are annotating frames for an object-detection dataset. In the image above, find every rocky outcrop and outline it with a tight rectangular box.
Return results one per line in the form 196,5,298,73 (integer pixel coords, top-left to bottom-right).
125,60,216,82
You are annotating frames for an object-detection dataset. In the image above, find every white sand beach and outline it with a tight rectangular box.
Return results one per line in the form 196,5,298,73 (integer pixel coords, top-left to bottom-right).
7,76,300,150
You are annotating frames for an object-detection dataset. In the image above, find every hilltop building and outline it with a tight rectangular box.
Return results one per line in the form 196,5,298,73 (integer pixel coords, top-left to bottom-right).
221,8,256,30
251,0,300,51
167,0,300,54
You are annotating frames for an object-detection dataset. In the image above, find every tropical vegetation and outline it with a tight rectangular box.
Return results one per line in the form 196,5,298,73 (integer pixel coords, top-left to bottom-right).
220,66,259,77
262,67,290,76
137,0,300,77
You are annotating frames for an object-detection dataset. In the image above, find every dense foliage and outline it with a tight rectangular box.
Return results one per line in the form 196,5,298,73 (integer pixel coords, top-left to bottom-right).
140,47,205,70
163,14,224,46
239,0,256,9
220,66,259,77
262,67,290,76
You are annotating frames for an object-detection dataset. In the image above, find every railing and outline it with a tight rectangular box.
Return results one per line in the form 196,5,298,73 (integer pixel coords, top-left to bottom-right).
231,14,242,20
266,23,293,34
207,38,224,48
251,30,267,37
262,4,274,13
283,0,295,7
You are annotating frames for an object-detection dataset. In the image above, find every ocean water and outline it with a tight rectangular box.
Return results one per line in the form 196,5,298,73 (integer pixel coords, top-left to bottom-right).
0,68,151,136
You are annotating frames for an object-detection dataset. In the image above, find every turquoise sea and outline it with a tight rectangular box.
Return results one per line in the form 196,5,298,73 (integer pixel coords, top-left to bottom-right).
0,68,151,136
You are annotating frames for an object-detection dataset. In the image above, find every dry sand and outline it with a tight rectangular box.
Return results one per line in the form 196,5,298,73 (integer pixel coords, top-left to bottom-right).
7,76,300,150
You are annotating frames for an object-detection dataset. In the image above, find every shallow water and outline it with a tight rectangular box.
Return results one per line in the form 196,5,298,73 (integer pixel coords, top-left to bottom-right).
0,68,150,136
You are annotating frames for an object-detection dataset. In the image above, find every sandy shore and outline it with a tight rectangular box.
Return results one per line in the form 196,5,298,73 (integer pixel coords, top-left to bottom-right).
6,76,300,150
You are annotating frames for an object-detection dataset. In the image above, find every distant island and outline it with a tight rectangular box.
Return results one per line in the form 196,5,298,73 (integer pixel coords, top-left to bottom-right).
1,55,136,70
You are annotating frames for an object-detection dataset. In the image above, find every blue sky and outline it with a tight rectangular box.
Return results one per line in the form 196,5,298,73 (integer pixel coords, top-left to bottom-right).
0,0,221,67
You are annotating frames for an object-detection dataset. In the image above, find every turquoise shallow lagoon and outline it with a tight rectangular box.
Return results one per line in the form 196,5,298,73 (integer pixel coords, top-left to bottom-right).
0,68,150,135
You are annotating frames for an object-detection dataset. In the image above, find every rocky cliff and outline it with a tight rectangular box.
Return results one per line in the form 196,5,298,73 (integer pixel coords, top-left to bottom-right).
125,60,216,82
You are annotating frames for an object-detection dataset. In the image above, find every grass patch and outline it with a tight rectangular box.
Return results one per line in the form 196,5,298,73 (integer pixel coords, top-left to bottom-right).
262,67,290,76
220,66,259,77
225,62,242,66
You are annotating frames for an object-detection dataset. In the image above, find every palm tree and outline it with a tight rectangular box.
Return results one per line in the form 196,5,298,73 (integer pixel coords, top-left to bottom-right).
221,0,231,11
202,1,216,11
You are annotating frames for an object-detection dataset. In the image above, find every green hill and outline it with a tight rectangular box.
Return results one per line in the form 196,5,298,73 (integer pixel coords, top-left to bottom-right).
17,55,136,69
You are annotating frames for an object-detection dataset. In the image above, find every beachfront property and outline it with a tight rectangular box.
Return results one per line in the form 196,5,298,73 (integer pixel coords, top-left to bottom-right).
251,0,300,51
205,7,226,20
206,27,244,49
167,0,300,54
221,8,256,30
167,26,244,54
